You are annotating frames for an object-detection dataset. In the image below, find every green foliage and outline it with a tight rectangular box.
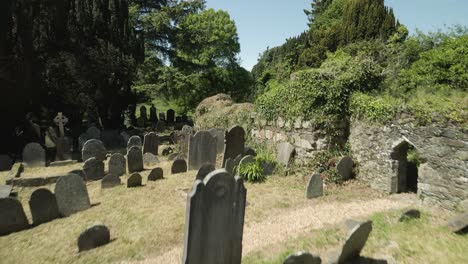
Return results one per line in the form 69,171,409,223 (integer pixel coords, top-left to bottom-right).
237,162,266,183
309,150,347,184
407,147,421,167
350,92,401,122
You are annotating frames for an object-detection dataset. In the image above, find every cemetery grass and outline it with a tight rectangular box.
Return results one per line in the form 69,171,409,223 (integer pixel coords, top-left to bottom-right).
242,208,468,264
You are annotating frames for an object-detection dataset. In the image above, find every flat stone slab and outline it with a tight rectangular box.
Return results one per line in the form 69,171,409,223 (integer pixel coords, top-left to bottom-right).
0,185,12,199
284,251,321,264
49,160,78,167
447,213,468,234
6,175,62,187
78,224,110,252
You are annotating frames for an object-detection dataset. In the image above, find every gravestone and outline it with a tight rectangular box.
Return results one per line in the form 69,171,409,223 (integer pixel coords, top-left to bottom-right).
83,158,105,181
143,132,159,155
0,155,13,171
120,131,130,145
28,188,59,226
101,174,121,189
208,128,225,154
136,116,146,127
447,213,468,234
328,220,373,264
0,185,12,199
225,154,243,176
78,133,90,151
143,152,159,167
108,153,126,176
336,157,354,181
78,224,110,252
306,174,323,199
139,105,147,120
159,112,166,121
277,142,295,167
149,105,158,123
86,126,101,140
244,147,257,157
181,113,188,123
148,168,164,181
127,135,142,149
156,120,165,132
54,173,91,217
0,197,29,236
162,147,174,156
182,169,247,264
222,126,245,167
55,137,72,161
399,209,421,222
166,109,175,123
284,252,322,264
171,159,187,174
188,131,217,170
82,139,106,162
53,112,68,138
127,146,143,173
127,173,142,187
180,125,194,154
22,142,46,167
69,169,85,180
195,163,215,181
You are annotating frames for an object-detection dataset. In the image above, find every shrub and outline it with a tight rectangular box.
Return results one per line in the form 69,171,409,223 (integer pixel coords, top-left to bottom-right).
237,162,265,183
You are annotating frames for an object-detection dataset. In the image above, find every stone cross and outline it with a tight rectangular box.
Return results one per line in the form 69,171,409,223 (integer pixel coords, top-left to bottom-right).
54,112,68,138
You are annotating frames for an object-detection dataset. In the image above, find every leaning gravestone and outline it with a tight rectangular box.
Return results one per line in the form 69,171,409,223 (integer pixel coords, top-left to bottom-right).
143,132,159,155
148,168,164,181
83,157,105,181
336,156,354,181
328,220,373,264
208,128,225,154
0,155,13,171
188,131,217,170
0,197,29,236
283,251,322,264
306,174,323,199
127,146,143,173
22,142,46,167
277,142,295,167
143,152,159,167
127,173,142,187
78,224,110,252
182,169,247,264
195,163,216,181
28,188,60,226
54,173,91,217
82,139,106,162
222,126,245,167
101,174,121,189
127,135,142,149
171,159,187,174
108,153,126,176
166,109,175,123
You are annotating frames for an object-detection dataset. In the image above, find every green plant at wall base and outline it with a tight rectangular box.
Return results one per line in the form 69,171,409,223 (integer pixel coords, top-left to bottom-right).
350,92,401,122
237,162,266,183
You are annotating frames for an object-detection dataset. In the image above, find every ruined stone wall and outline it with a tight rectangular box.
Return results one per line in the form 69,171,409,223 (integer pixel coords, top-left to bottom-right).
349,116,468,210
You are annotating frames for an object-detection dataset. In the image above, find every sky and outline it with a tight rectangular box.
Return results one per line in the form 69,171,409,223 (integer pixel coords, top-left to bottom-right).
205,0,468,71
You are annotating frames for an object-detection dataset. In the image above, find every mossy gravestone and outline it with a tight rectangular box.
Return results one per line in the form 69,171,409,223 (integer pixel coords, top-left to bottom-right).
29,188,59,226
182,169,247,264
54,174,91,217
0,197,29,236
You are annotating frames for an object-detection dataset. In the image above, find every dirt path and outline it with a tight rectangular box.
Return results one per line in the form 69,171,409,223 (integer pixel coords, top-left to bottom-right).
127,194,417,263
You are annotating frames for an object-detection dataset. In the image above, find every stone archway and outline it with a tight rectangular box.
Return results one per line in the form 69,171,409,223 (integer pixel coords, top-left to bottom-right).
390,140,419,194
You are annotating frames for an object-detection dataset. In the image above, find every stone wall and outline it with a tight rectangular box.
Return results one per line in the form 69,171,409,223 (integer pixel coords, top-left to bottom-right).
349,116,468,210
250,115,347,162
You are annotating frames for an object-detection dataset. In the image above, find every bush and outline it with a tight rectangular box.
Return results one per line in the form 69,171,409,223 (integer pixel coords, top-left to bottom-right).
237,162,266,183
350,92,401,122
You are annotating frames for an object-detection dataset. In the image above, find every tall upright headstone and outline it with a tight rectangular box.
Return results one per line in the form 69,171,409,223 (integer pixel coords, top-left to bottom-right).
180,125,194,155
277,142,295,167
82,139,106,162
208,128,225,154
222,126,245,167
143,132,159,155
22,142,46,167
149,105,158,123
54,174,91,217
188,131,217,170
140,105,147,120
108,153,126,176
182,169,247,264
127,135,142,150
127,146,144,173
166,109,175,123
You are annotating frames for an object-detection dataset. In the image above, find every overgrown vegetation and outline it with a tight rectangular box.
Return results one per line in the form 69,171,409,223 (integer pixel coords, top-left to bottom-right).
237,162,266,183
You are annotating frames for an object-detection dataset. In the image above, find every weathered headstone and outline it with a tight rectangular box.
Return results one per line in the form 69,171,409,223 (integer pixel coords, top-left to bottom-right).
28,188,59,226
136,116,146,128
0,185,12,199
83,157,105,181
127,146,143,173
53,112,69,138
188,131,217,170
171,159,187,174
86,126,101,140
306,174,323,199
78,133,90,151
0,197,29,236
139,105,147,120
399,209,421,222
182,169,247,264
22,142,46,167
180,125,194,155
54,173,91,217
222,126,245,167
149,105,158,123
447,213,468,234
166,109,175,123
225,154,243,176
143,132,159,155
0,155,13,171
101,174,121,189
336,156,354,181
78,224,110,252
108,153,126,176
283,252,322,264
55,137,72,161
82,139,106,162
127,135,142,149
208,128,225,154
328,220,373,264
143,152,159,167
148,168,164,181
127,173,142,187
69,169,85,180
195,163,216,181
277,142,295,167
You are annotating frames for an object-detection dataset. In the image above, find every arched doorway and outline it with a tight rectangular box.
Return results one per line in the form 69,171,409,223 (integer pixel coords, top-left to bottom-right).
391,140,419,193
